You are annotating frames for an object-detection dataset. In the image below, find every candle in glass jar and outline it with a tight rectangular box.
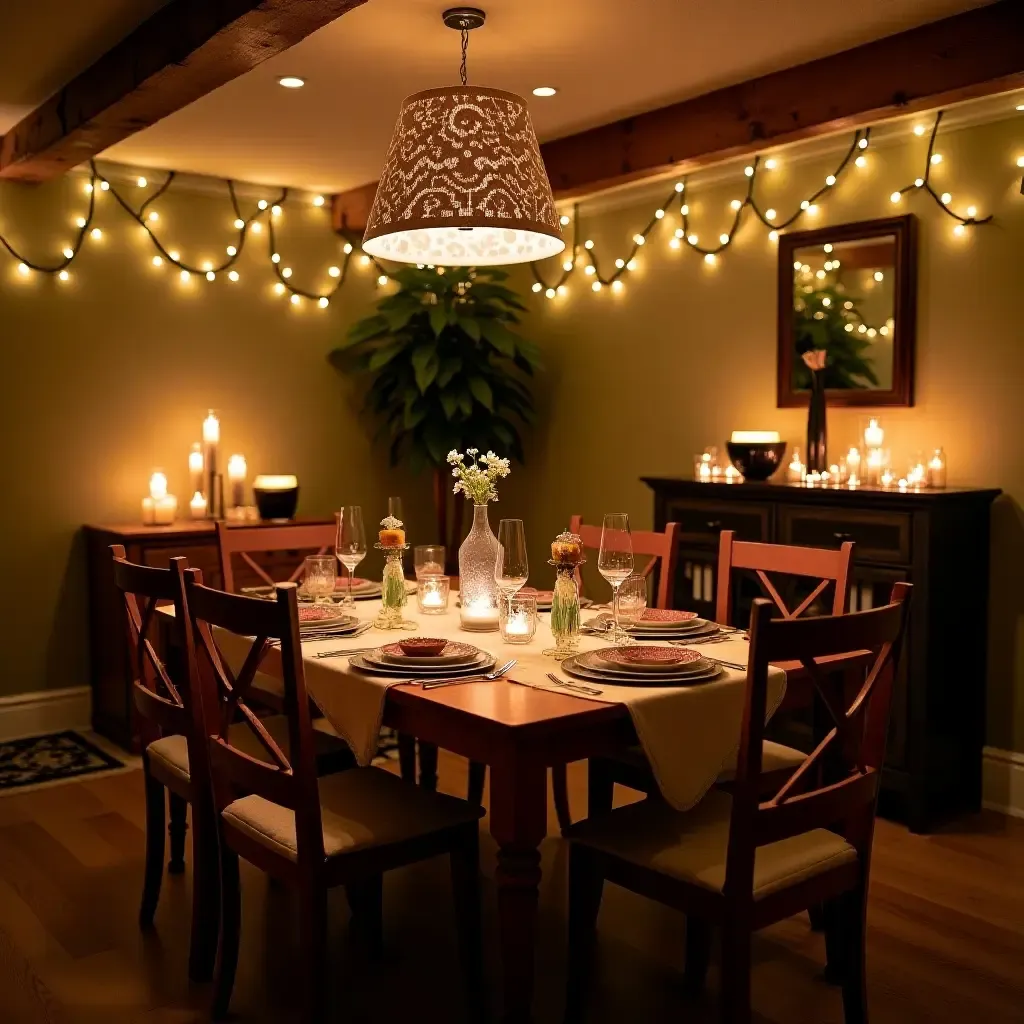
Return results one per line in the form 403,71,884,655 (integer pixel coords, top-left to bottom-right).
462,597,499,629
846,447,861,483
927,449,947,488
188,443,204,495
227,453,247,507
864,418,884,449
190,491,208,519
880,468,896,488
142,472,176,525
787,449,806,483
866,447,884,485
505,611,531,636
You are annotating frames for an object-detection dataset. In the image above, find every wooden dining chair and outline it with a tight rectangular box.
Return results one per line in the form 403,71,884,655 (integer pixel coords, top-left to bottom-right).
564,583,912,1024
588,531,857,816
178,574,486,1023
110,548,354,983
465,517,681,831
216,520,337,594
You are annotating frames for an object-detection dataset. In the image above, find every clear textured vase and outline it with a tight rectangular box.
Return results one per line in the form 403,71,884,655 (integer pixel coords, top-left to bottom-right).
546,565,581,657
459,504,499,631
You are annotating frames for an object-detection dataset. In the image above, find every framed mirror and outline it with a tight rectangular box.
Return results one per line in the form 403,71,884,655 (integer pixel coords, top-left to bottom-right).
777,214,917,407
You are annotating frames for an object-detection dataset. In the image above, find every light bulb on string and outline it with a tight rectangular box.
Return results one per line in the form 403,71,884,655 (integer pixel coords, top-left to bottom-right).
615,258,625,269
377,275,388,286
858,138,868,149
169,250,180,261
704,253,716,265
228,270,240,281
257,200,268,210
251,222,262,234
313,195,325,207
234,218,245,229
290,294,300,305
226,245,236,256
967,206,977,218
274,282,286,295
800,200,809,210
825,175,836,186
890,192,902,204
532,282,542,293
318,297,329,308
147,211,159,223
559,215,570,226
359,255,370,266
719,233,729,245
680,204,689,216
915,178,924,187
626,259,637,271
674,228,684,238
282,267,293,278
768,231,778,242
180,270,190,282
17,263,29,275
75,217,86,228
913,125,926,136
765,208,777,220
633,235,646,245
669,237,681,249
58,270,69,282
855,155,867,167
62,247,74,259
545,288,556,299
764,158,777,169
744,165,754,177
824,243,833,252
202,261,212,272
84,183,93,194
687,233,698,245
931,154,942,165
557,285,568,296
137,177,147,188
271,253,281,263
584,265,595,275
941,193,952,204
206,271,216,281
100,181,110,191
611,280,623,292
591,281,601,292
328,266,341,277
655,209,664,219
271,205,282,217
674,182,684,192
730,200,741,211
562,260,573,271
90,228,102,239
152,256,163,267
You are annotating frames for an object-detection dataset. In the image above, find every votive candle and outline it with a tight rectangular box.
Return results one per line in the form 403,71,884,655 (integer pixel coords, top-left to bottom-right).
190,491,208,519
927,449,947,488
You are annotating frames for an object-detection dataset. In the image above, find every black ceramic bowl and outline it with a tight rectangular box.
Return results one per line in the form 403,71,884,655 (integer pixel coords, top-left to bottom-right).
253,484,299,521
725,441,788,482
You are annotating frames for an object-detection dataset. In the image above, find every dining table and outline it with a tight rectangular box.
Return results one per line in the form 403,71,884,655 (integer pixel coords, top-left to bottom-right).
159,594,868,1023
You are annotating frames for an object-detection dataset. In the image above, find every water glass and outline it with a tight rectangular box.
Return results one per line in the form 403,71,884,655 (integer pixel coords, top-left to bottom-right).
499,593,538,644
417,575,450,615
415,544,446,579
303,555,336,605
616,576,648,636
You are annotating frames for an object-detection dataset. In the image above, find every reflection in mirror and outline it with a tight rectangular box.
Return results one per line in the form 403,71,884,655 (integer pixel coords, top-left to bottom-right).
792,235,896,391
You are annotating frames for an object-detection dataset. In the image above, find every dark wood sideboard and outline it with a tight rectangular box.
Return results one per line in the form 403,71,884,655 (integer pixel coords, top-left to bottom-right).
84,518,336,750
643,477,1000,833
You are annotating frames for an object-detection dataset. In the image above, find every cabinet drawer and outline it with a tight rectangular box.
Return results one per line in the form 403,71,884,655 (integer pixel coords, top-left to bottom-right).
665,500,771,545
779,506,911,564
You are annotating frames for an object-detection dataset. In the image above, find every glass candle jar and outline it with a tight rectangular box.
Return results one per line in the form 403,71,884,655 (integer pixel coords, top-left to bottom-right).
417,575,451,615
499,594,538,644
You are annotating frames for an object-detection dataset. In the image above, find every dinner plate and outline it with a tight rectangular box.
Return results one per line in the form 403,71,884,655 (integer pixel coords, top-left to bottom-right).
627,617,709,633
579,650,715,678
348,651,496,678
561,656,724,687
379,640,480,667
624,621,718,641
590,646,708,673
297,608,357,630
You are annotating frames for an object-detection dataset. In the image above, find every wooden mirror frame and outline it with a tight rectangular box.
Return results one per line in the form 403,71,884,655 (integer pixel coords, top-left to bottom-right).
776,214,917,408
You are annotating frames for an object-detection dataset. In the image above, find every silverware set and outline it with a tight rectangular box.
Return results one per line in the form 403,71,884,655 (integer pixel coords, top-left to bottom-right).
312,645,378,660
420,659,517,690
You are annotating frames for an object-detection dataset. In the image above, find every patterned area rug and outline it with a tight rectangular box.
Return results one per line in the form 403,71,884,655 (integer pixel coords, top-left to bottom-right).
0,731,124,790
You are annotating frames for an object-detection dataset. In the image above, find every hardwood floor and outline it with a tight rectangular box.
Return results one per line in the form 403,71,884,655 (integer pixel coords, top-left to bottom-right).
0,750,1021,1024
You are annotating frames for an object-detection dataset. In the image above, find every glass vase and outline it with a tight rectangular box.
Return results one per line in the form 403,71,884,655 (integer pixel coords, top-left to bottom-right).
806,369,828,472
545,565,581,658
374,546,409,629
459,504,499,631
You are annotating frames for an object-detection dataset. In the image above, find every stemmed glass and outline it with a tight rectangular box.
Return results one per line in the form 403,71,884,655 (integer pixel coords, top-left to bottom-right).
495,519,529,616
598,513,634,644
303,555,336,605
336,506,367,608
616,575,648,636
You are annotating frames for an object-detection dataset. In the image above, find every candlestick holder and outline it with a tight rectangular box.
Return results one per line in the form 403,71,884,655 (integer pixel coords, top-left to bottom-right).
374,543,415,630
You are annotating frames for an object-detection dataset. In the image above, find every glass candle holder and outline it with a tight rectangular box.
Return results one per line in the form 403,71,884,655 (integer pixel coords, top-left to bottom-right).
414,544,446,579
927,448,947,489
500,593,538,644
417,575,451,614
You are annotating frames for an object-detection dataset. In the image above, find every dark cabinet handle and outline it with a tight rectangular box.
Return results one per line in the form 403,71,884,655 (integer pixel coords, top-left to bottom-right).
705,520,723,532
833,531,853,543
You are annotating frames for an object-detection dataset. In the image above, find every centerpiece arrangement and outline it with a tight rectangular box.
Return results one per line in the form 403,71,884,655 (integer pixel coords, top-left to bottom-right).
448,448,510,632
374,514,412,629
546,530,585,657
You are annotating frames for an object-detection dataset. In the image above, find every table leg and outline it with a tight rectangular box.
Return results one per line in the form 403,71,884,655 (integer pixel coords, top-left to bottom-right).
418,741,438,791
488,755,548,1024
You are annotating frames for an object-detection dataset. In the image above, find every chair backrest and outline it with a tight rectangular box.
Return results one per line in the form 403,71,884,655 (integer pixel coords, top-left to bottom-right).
110,545,193,748
216,521,337,593
726,584,913,900
716,530,854,626
568,515,680,609
177,570,326,867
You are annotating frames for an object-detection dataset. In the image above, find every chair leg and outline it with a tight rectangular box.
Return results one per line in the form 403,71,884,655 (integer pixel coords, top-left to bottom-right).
684,917,713,993
467,761,487,806
823,897,845,985
551,765,573,833
586,758,615,818
167,791,188,874
299,881,329,1023
841,881,869,1024
212,841,241,1021
187,811,220,983
397,733,417,784
565,845,605,1024
808,903,826,932
139,760,165,928
450,828,486,1020
719,924,752,1024
345,875,384,959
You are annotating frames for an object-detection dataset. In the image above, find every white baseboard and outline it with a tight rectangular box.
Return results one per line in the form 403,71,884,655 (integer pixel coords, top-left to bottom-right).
0,687,92,743
982,746,1024,819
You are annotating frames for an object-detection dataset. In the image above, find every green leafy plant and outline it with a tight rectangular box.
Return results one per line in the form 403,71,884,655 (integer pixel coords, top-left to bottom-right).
792,275,880,391
328,264,539,558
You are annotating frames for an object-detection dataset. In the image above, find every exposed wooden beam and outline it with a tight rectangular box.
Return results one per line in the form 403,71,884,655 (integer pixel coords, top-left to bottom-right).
333,0,1024,230
0,0,368,182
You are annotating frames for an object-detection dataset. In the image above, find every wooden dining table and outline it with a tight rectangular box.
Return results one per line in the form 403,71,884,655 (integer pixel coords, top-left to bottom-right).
158,598,867,1023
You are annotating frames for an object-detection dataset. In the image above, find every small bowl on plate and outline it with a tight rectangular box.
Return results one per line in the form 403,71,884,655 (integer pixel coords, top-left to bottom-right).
398,637,448,658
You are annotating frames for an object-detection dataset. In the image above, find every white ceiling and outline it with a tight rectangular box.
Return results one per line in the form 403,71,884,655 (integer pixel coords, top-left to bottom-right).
1,0,996,193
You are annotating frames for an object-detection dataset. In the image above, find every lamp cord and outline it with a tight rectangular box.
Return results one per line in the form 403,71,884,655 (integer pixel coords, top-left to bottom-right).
460,27,469,85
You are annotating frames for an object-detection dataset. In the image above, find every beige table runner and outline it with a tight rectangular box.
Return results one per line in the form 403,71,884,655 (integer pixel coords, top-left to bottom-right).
217,602,785,813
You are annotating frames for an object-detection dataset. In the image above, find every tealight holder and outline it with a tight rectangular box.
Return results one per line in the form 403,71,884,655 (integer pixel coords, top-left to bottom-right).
500,594,538,644
417,575,451,615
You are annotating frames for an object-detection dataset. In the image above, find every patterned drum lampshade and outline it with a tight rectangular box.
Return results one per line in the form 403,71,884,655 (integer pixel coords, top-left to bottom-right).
362,85,565,267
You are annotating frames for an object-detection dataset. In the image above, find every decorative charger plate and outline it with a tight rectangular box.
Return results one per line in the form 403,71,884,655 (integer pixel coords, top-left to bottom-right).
598,646,705,669
561,655,723,687
350,650,496,677
579,649,715,677
624,621,717,640
380,640,480,666
297,608,357,630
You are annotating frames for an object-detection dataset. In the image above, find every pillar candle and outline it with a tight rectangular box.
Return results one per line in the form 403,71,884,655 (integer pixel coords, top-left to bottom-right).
202,410,220,517
227,453,247,508
190,491,208,519
188,443,204,496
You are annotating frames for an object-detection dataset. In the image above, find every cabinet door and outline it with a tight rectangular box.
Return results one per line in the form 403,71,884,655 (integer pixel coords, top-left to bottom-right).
779,506,911,565
665,499,771,547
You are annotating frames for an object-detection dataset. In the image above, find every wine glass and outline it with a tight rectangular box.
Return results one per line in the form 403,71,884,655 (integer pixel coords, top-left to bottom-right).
616,575,648,636
598,513,634,643
495,519,529,615
415,544,446,579
387,496,404,522
336,506,367,607
303,555,336,605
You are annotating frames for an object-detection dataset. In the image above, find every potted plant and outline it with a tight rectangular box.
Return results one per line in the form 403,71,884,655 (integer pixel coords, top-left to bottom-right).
328,265,539,567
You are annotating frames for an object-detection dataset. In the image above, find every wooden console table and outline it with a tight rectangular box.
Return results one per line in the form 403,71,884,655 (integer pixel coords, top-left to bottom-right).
83,518,336,750
642,477,1000,832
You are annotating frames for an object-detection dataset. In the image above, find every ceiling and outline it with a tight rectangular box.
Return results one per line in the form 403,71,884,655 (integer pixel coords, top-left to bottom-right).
1,0,996,193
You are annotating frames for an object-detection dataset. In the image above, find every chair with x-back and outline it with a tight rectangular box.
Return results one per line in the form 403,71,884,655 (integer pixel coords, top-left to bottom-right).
178,573,486,1022
216,520,337,596
565,583,912,1024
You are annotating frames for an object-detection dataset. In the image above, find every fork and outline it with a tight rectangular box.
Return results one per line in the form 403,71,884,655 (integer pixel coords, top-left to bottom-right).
546,672,604,696
313,646,378,659
421,659,517,690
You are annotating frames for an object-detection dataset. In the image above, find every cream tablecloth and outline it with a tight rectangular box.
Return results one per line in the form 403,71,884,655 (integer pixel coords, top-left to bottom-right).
215,600,786,813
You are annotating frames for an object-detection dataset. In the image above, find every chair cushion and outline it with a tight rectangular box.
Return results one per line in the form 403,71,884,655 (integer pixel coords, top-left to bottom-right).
567,789,856,900
146,716,350,787
222,766,483,862
717,741,806,783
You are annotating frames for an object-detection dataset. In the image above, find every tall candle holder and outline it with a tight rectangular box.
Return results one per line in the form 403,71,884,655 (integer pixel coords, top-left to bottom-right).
188,443,204,497
227,453,247,513
202,409,221,519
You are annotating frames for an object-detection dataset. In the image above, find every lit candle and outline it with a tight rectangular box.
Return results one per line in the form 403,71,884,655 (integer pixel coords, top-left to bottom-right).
190,491,208,519
188,443,204,495
141,471,177,525
227,453,247,508
423,590,444,608
202,410,220,517
846,446,862,477
806,470,822,487
461,597,499,631
698,454,712,481
202,411,220,446
880,468,896,488
864,418,884,449
787,449,806,483
724,464,742,483
866,448,884,485
729,430,782,443
149,471,168,501
907,457,927,489
927,448,947,489
505,611,531,636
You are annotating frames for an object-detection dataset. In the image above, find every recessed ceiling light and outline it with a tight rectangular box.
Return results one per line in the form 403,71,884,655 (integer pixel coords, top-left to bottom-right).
278,76,305,89
532,86,557,97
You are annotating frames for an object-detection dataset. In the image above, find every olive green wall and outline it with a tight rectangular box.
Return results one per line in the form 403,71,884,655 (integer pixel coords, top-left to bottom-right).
0,174,427,702
502,116,1024,753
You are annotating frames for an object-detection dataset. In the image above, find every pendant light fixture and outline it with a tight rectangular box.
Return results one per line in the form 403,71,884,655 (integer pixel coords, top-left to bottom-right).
362,7,565,267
